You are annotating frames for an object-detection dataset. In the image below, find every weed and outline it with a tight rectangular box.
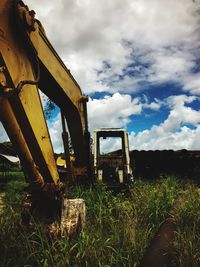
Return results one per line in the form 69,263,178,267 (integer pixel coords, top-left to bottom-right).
0,175,199,266
171,182,200,267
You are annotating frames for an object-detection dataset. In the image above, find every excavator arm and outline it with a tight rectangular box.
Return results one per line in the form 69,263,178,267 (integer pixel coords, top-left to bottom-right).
26,5,90,168
0,0,90,188
0,0,90,228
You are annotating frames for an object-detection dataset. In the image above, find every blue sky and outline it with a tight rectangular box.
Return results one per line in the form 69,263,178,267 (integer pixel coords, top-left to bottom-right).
1,0,200,152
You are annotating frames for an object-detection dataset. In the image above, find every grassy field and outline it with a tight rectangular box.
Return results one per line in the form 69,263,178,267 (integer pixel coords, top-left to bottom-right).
0,174,199,267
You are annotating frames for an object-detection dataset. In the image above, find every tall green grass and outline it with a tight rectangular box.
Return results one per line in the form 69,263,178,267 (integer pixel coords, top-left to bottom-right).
171,184,200,267
0,175,199,266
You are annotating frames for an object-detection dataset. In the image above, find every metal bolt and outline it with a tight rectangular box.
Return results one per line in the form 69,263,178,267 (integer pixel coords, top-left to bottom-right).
0,66,5,72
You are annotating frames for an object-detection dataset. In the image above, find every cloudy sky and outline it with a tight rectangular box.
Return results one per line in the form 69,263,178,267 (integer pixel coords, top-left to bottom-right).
1,0,200,152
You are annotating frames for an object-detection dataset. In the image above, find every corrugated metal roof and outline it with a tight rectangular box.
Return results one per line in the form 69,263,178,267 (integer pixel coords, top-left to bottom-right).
0,154,19,164
0,143,17,156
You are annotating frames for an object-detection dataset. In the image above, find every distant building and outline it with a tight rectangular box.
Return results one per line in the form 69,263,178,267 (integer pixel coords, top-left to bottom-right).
0,143,20,179
0,154,20,165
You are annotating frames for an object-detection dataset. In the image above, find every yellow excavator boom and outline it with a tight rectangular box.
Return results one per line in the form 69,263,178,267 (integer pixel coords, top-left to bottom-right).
0,0,90,192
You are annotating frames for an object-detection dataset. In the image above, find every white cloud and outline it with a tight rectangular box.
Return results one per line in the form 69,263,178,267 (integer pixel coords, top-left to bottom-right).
45,92,142,153
162,95,200,132
142,95,163,111
1,92,200,153
39,90,49,107
130,126,200,150
146,49,196,84
46,92,162,152
130,95,200,150
87,92,164,134
87,93,142,132
183,74,200,95
1,1,200,153
0,123,9,143
25,0,200,94
99,137,122,154
47,114,63,153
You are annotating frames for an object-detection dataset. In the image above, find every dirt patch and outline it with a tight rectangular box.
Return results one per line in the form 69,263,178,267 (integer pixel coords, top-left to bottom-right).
139,218,176,267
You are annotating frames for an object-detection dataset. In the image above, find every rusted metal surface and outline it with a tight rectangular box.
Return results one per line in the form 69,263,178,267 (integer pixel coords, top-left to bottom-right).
61,198,86,238
0,0,92,237
0,0,92,184
21,195,85,239
94,128,133,187
0,0,60,186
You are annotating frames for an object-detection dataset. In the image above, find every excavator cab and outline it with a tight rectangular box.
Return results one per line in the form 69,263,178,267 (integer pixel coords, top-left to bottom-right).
94,128,133,189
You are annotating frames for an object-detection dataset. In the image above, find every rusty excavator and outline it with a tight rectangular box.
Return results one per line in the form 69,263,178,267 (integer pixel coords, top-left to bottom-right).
0,0,133,234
